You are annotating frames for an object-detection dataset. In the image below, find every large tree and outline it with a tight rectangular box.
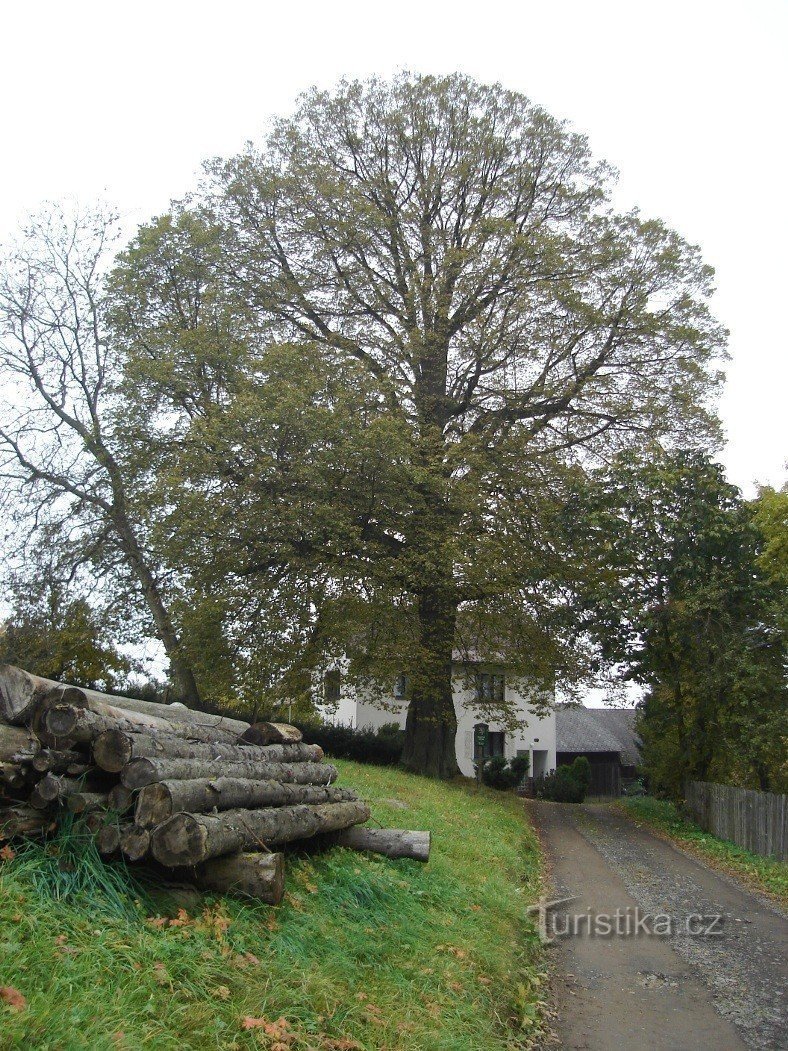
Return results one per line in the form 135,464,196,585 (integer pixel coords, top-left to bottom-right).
572,450,787,794
200,74,723,775
0,205,201,704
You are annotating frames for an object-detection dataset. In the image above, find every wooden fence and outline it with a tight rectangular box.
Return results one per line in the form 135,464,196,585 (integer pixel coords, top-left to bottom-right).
685,781,787,861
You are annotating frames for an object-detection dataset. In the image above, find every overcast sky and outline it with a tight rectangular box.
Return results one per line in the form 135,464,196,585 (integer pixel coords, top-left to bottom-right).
1,0,786,493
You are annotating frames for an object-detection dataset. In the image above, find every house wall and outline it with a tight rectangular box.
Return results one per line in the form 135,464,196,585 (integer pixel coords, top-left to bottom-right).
349,668,556,779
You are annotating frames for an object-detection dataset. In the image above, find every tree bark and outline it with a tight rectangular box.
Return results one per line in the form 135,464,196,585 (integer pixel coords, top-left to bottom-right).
135,779,357,827
182,851,285,904
122,757,336,790
92,728,322,773
0,722,40,762
332,826,431,861
151,800,371,866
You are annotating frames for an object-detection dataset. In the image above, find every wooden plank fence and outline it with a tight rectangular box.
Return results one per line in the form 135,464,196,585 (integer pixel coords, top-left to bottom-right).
685,781,787,861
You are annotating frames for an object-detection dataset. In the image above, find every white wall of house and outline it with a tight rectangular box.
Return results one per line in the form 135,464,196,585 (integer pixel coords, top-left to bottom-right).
325,664,556,778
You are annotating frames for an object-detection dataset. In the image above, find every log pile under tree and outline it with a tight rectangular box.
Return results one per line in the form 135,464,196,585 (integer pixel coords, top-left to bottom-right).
0,665,431,904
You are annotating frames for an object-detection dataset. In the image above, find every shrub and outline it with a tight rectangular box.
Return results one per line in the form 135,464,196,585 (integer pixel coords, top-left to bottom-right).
292,720,404,766
481,755,517,790
535,759,588,803
480,753,530,791
508,753,531,784
572,755,591,794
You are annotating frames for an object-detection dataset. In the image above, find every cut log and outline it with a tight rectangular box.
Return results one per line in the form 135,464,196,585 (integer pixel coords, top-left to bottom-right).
122,757,337,791
31,748,86,773
0,723,40,763
0,804,56,838
107,784,134,813
332,827,431,862
0,663,250,734
135,779,358,827
183,851,285,904
0,762,27,788
92,729,322,773
238,722,302,746
67,791,110,815
44,703,243,748
34,774,87,804
151,800,371,866
119,824,150,861
96,823,124,855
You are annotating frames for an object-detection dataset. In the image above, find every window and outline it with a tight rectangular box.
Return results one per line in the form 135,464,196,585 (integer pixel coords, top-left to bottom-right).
476,673,504,703
394,673,408,699
323,669,341,703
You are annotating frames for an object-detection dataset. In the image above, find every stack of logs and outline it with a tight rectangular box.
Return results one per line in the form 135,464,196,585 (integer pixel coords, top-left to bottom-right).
0,665,430,904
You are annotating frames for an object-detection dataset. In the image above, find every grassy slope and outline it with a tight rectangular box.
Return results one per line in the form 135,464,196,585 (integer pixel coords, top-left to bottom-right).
0,760,546,1050
620,796,788,907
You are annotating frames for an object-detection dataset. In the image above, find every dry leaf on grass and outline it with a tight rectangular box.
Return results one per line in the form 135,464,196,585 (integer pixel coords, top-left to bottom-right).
0,986,27,1012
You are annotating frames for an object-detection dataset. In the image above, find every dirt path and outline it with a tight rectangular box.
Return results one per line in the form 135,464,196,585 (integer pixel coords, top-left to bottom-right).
529,801,787,1050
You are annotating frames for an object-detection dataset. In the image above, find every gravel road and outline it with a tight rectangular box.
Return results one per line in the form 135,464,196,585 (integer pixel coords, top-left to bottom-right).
530,801,787,1050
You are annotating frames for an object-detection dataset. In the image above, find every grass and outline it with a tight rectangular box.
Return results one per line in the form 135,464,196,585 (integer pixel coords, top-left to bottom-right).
0,760,547,1050
619,795,788,908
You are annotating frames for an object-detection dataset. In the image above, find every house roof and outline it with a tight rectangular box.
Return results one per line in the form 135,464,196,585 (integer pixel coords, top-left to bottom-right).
555,706,641,766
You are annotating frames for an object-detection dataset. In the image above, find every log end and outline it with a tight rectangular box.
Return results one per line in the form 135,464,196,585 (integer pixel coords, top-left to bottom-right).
238,722,303,746
93,729,132,773
150,813,207,867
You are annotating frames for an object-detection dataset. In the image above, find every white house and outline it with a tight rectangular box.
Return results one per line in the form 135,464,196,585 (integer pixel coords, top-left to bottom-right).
322,657,557,779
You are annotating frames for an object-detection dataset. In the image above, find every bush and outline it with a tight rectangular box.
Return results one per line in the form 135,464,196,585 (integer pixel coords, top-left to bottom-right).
535,758,589,803
508,753,531,784
572,755,591,794
292,720,404,766
481,755,517,790
480,753,530,791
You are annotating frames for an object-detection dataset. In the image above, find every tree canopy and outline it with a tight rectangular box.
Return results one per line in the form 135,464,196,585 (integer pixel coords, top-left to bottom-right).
1,74,729,776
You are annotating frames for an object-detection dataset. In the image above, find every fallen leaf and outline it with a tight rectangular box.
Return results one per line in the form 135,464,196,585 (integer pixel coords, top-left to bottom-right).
241,1016,267,1030
215,986,230,1001
0,845,15,862
0,987,26,1011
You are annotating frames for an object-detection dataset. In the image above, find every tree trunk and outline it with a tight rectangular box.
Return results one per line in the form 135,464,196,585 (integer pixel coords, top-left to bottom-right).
135,778,357,827
151,800,371,866
111,516,202,708
332,826,431,861
183,851,285,904
401,585,459,778
92,728,321,773
122,757,336,790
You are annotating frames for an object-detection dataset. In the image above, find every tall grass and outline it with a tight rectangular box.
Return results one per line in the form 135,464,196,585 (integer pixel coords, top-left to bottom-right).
0,761,547,1049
